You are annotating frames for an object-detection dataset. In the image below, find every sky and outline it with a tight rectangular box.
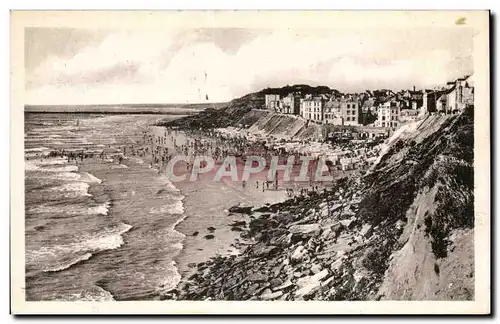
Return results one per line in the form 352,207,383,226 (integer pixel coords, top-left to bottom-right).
25,26,474,105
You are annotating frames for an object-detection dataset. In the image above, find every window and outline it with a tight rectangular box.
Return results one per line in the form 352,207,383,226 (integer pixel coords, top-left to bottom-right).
347,104,350,108
382,116,386,121
382,122,385,127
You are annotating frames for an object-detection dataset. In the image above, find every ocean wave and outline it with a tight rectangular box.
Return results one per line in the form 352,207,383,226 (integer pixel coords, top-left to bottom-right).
25,134,62,141
28,171,81,182
30,126,79,133
27,201,110,216
83,224,132,251
149,200,184,215
79,286,115,301
51,285,115,302
88,202,110,216
158,261,182,293
36,158,68,166
158,175,181,193
27,223,133,273
25,161,41,171
43,253,93,272
51,172,82,181
25,147,50,152
25,159,69,171
48,182,91,197
25,160,79,173
82,172,103,184
43,165,79,172
24,152,48,158
110,164,128,169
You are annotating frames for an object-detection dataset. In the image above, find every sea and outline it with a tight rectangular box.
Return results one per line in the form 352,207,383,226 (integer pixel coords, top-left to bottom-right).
24,112,189,301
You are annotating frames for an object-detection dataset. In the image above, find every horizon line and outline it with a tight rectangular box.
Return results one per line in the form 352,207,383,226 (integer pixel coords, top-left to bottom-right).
24,102,228,107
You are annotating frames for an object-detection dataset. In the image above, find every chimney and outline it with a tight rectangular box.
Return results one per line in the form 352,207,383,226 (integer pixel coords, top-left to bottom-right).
413,85,416,92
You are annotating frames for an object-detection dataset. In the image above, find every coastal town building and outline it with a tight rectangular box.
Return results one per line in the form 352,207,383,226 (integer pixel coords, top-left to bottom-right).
265,94,280,111
278,93,301,115
401,87,424,110
300,96,324,122
436,76,474,114
341,99,360,126
323,100,343,125
323,98,360,126
361,98,376,113
422,89,443,114
375,100,400,128
422,76,474,114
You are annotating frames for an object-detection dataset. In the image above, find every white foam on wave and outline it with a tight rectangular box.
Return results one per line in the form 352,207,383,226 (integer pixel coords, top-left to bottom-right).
80,286,115,301
24,152,49,158
111,164,128,169
25,161,41,171
149,200,185,215
36,158,68,166
25,147,50,152
158,175,181,193
29,222,133,273
83,223,133,251
158,260,183,293
52,285,115,302
82,172,102,184
25,158,74,172
25,134,62,141
49,182,91,196
44,253,93,272
32,171,82,182
30,126,78,133
28,201,110,216
43,165,79,172
87,202,110,216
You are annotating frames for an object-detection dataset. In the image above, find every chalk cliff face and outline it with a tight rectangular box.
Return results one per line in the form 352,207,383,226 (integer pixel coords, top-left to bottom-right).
354,108,474,300
166,106,474,301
